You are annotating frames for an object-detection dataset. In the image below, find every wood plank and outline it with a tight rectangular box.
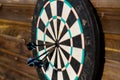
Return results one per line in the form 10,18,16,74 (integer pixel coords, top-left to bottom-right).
91,0,120,8
0,0,36,4
0,4,34,22
102,19,120,34
0,48,27,62
0,62,39,80
1,0,120,8
97,8,120,34
105,33,120,40
0,34,31,55
102,59,120,80
0,66,6,80
98,8,120,21
0,67,31,80
105,38,120,50
105,33,120,62
0,34,32,61
0,63,38,80
91,0,120,34
0,19,31,26
0,56,37,76
0,23,31,42
105,50,120,62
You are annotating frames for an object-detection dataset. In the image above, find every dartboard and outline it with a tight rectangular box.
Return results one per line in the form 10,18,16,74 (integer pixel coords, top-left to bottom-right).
31,0,101,80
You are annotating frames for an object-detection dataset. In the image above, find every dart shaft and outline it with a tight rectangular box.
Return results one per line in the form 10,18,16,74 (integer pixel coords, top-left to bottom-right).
36,43,53,46
35,48,54,61
42,48,54,61
27,42,53,50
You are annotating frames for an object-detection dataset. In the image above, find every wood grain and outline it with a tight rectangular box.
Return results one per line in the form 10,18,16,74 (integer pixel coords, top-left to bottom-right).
0,0,36,4
102,59,120,80
0,3,34,22
91,0,120,8
0,35,39,80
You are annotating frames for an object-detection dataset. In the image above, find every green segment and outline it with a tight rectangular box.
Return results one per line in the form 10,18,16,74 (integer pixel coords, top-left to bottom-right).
81,49,85,64
38,52,41,60
61,18,66,24
68,30,72,38
52,16,57,19
65,62,70,68
50,62,54,68
74,76,79,80
64,0,72,8
78,19,83,33
45,74,50,80
36,28,38,40
40,8,44,16
70,46,73,55
46,21,50,27
49,0,54,2
44,34,46,41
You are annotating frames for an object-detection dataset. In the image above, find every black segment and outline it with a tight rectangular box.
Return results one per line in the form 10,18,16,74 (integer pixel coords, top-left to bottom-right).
59,50,65,68
68,0,80,10
48,49,54,60
60,47,69,60
52,70,57,80
43,60,49,71
38,19,46,32
60,39,70,46
38,40,44,45
59,25,67,41
73,35,82,48
54,49,57,68
70,57,80,74
63,70,70,80
45,4,52,19
45,42,54,49
57,69,62,71
35,0,45,17
46,29,55,41
57,1,63,17
66,11,77,28
50,21,56,39
57,19,61,39
38,40,44,51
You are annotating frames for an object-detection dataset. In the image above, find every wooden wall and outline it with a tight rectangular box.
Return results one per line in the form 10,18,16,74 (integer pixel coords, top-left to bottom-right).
0,1,38,80
91,0,120,80
0,0,120,80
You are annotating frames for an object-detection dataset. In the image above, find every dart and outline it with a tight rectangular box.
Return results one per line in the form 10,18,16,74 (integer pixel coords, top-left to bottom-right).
27,42,52,50
27,48,54,68
27,49,49,67
27,58,44,67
